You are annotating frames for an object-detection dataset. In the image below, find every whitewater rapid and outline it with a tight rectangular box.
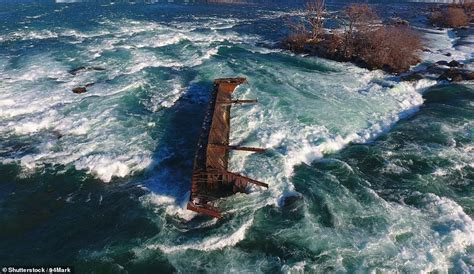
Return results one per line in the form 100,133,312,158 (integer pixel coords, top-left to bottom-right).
0,3,472,272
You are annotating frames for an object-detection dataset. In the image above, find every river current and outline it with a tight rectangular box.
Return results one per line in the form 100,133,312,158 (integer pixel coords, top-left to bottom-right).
0,2,472,273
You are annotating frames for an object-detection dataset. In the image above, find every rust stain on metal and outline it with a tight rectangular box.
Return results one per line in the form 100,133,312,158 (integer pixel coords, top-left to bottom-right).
187,77,268,218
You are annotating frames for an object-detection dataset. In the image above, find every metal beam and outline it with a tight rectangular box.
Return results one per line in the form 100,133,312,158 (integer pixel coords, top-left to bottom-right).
216,99,258,105
211,169,268,188
187,202,221,218
209,144,266,153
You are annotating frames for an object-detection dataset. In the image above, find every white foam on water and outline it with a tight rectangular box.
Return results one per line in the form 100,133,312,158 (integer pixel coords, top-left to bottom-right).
418,27,473,64
12,110,58,135
0,29,59,42
407,194,473,272
141,192,197,221
0,53,159,182
148,217,254,253
228,65,435,203
281,261,307,274
1,23,187,177
3,9,473,271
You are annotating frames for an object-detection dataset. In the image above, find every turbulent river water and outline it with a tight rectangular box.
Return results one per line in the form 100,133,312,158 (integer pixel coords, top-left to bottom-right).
0,2,473,273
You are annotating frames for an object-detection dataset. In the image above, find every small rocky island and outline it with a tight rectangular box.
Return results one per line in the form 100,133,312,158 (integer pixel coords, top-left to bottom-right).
282,0,473,81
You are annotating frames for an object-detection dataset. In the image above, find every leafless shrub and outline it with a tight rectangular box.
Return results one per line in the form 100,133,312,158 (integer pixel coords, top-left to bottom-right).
305,0,326,42
343,4,379,34
339,4,379,58
282,2,423,73
450,0,474,12
282,0,326,51
356,26,423,73
429,7,470,28
282,33,310,53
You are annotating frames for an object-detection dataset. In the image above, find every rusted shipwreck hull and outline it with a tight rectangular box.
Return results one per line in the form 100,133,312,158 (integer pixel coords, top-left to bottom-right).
187,78,268,218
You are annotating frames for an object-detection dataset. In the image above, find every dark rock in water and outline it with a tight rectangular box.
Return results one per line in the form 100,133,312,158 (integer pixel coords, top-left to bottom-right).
448,60,462,67
401,73,424,81
444,52,452,57
69,66,106,75
427,65,446,75
69,66,86,75
72,83,95,94
72,87,87,94
438,68,469,82
54,131,63,139
465,71,474,81
422,48,432,53
281,194,303,208
390,17,409,26
436,60,449,66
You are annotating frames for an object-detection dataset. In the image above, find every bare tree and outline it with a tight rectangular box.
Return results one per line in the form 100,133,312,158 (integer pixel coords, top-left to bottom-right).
304,0,326,42
340,4,379,58
282,0,326,51
344,4,379,35
282,1,423,73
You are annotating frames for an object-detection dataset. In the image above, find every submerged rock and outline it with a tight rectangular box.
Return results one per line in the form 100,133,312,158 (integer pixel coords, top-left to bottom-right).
69,66,106,75
281,194,303,208
69,66,86,75
401,73,424,81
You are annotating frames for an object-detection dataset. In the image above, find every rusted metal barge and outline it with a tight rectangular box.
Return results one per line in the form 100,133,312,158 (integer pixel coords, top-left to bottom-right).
187,78,268,218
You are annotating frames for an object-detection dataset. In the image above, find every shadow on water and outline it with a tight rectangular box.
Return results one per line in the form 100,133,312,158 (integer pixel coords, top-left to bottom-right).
142,80,212,201
0,162,175,273
0,76,217,273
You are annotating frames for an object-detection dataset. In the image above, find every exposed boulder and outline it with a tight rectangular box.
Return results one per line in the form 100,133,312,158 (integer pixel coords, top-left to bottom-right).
400,60,473,83
448,60,462,67
465,71,474,81
438,68,472,82
436,60,449,66
72,83,95,94
389,17,409,26
72,87,87,94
